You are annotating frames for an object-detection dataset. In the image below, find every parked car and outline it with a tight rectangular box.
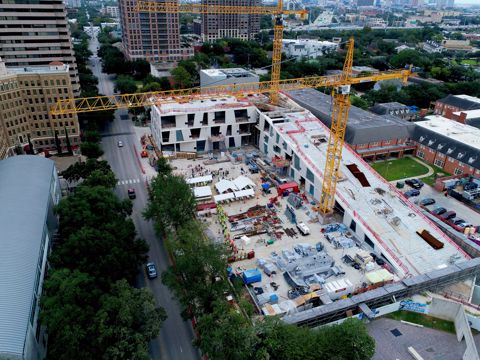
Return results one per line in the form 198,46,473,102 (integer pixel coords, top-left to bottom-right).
440,210,456,221
432,207,447,216
248,160,259,173
145,262,158,279
464,182,478,191
453,218,466,225
117,140,123,147
419,198,436,206
128,188,136,199
315,242,324,252
375,258,385,266
404,189,420,198
405,179,424,189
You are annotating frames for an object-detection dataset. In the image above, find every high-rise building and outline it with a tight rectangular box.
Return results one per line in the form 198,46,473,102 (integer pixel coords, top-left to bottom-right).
357,0,374,6
0,0,80,96
201,0,261,42
0,58,80,157
119,0,193,62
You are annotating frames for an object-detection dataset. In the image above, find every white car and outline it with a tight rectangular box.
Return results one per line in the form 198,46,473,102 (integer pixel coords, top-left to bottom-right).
117,141,123,147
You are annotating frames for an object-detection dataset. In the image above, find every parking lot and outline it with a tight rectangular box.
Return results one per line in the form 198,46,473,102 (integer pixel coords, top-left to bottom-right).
401,181,480,233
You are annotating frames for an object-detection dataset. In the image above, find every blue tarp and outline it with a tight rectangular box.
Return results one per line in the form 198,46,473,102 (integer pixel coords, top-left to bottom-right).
243,268,262,285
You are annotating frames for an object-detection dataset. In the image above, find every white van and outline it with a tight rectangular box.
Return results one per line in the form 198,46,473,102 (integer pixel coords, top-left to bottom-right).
296,222,310,236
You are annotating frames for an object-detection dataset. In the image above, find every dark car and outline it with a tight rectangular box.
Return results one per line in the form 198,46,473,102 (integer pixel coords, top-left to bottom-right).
432,207,447,215
146,262,158,279
453,218,466,225
405,179,424,189
404,189,420,198
440,210,456,221
128,188,136,199
419,198,436,206
464,182,478,191
375,258,385,266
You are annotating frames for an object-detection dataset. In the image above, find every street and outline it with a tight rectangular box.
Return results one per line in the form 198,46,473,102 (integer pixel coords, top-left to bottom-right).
87,31,200,360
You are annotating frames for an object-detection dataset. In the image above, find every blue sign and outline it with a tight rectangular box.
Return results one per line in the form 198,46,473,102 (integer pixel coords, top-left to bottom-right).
399,300,429,314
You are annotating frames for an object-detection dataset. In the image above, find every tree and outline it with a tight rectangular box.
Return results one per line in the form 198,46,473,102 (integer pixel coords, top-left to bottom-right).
144,174,196,233
195,301,258,360
162,221,228,317
41,269,101,360
61,159,113,183
64,127,73,155
81,168,118,188
80,141,104,159
83,129,101,143
55,185,132,236
172,66,193,88
156,156,172,176
55,130,63,155
95,280,166,360
350,95,369,110
115,75,137,94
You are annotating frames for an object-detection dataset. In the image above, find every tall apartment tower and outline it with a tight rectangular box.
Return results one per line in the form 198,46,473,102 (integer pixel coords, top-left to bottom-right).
119,0,193,62
0,0,80,96
201,0,261,42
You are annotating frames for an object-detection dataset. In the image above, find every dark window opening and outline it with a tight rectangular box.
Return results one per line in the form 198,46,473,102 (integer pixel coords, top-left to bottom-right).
190,128,201,139
187,113,195,126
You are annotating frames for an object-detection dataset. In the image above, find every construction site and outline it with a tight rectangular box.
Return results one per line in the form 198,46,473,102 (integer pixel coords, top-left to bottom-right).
48,3,480,354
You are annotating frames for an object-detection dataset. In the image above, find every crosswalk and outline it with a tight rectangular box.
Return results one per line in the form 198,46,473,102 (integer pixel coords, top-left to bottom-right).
117,178,141,186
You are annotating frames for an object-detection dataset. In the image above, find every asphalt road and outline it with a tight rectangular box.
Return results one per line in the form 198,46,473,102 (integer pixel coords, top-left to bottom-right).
87,32,200,360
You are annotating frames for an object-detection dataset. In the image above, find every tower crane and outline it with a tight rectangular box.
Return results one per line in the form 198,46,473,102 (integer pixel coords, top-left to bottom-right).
51,40,413,215
134,0,308,104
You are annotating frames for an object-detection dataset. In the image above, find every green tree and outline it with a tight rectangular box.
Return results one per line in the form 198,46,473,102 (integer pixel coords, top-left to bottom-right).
41,269,101,360
195,301,258,360
172,66,193,88
83,129,102,143
95,280,166,360
61,159,113,183
56,185,132,236
156,156,172,176
350,95,369,110
115,75,137,94
162,221,228,317
81,169,118,189
80,141,104,159
144,174,196,233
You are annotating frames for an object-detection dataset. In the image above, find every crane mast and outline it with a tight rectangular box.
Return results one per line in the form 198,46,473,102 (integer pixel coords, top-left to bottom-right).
319,38,355,215
134,0,307,104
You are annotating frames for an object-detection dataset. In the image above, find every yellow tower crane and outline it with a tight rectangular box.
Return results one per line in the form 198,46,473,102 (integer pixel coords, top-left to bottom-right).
134,0,308,104
51,41,413,214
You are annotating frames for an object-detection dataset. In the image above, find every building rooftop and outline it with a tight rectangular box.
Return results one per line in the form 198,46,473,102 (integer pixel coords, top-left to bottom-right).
413,116,480,169
453,109,480,119
153,95,255,114
370,102,410,115
438,94,480,110
0,156,55,356
286,89,414,145
8,62,69,75
269,109,469,276
200,68,257,79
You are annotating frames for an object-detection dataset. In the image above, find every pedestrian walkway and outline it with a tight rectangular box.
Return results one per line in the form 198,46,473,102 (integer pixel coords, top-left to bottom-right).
117,178,141,185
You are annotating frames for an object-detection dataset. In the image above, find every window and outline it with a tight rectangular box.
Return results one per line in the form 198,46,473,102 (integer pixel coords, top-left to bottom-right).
364,235,374,248
434,159,444,168
294,155,301,171
350,220,356,232
417,150,425,159
306,168,314,182
454,168,463,175
309,184,314,196
273,145,281,153
176,130,184,142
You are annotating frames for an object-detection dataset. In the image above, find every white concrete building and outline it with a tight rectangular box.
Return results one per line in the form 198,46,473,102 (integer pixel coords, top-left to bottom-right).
200,68,259,90
102,5,120,18
150,96,258,153
282,39,338,59
256,94,469,278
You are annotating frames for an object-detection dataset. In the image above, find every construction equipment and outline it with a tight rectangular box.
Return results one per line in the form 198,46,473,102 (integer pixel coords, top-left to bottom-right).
134,0,308,104
50,41,414,216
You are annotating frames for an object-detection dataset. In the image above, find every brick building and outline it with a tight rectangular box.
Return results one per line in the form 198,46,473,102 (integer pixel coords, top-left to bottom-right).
118,0,193,62
201,0,260,42
286,89,417,160
434,94,480,125
412,116,480,177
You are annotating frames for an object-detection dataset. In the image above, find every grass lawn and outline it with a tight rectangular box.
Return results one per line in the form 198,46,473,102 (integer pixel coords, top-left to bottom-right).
385,310,456,333
461,59,479,65
370,157,430,181
422,167,451,186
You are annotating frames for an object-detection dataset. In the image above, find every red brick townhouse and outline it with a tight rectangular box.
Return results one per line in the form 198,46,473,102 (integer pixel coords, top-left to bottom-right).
412,115,480,177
